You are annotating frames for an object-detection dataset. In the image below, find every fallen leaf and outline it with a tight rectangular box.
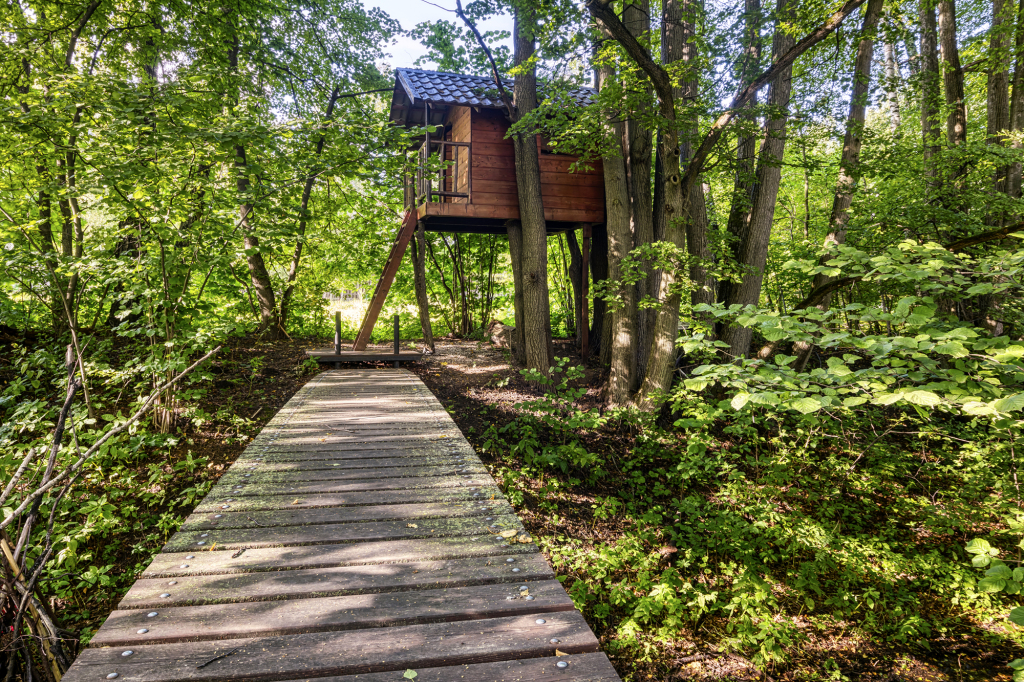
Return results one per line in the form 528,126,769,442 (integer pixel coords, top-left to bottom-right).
500,530,518,538
407,523,418,528
403,671,418,680
555,650,568,657
519,536,533,544
291,499,300,505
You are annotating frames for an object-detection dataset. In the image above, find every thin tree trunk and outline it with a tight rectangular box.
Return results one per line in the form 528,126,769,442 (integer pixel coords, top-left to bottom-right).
988,0,1012,197
597,55,635,405
512,6,552,373
720,0,798,358
794,0,883,371
884,39,902,130
938,0,967,146
412,221,435,352
566,229,584,348
280,86,341,327
505,219,527,366
589,222,610,358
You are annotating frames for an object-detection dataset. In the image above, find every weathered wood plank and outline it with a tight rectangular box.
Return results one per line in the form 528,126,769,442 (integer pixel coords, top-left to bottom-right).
191,489,483,513
223,456,464,472
202,475,498,497
180,500,513,531
121,553,553,609
162,513,526,552
271,653,621,682
216,464,488,484
64,612,600,682
143,537,540,578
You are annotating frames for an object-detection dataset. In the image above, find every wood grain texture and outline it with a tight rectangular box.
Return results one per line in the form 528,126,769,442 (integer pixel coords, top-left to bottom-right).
99,581,571,643
121,554,553,609
65,613,600,682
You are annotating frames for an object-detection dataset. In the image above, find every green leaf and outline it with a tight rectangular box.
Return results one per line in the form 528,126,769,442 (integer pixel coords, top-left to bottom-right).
404,671,418,679
995,394,1024,413
1010,608,1024,627
933,341,968,357
972,554,992,568
966,538,993,554
904,390,941,406
730,393,751,410
978,576,1007,593
843,396,868,407
788,397,822,414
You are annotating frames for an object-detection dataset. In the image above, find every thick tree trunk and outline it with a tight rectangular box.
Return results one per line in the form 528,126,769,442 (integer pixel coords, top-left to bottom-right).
412,221,435,352
597,57,636,405
921,0,942,181
988,0,1012,196
624,0,656,389
235,143,280,338
505,219,527,366
720,0,798,359
794,0,883,371
1009,0,1024,198
512,7,552,373
719,0,762,310
938,0,967,146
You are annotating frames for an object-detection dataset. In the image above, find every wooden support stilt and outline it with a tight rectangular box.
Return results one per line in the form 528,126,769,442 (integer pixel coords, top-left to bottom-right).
353,210,418,351
582,224,591,360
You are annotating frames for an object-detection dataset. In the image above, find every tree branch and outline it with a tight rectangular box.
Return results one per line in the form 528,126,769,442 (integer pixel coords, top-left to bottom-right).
454,0,515,116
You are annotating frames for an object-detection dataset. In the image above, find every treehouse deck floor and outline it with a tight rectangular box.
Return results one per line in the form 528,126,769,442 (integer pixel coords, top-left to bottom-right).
64,369,620,682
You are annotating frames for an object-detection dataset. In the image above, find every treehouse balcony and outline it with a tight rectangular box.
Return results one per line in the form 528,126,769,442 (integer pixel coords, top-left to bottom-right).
392,68,606,235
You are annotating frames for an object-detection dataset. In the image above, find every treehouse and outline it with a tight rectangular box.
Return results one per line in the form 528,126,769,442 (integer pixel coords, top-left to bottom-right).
350,68,605,351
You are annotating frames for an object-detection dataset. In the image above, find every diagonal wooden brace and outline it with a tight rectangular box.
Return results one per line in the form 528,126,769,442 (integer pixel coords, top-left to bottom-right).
353,210,418,350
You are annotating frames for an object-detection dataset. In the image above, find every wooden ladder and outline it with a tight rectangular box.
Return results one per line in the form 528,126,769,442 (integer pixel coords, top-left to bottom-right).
353,209,418,350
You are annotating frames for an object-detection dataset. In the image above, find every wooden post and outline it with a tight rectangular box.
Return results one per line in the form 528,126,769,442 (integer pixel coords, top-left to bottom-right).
334,311,341,354
393,314,400,368
582,224,591,360
354,210,418,350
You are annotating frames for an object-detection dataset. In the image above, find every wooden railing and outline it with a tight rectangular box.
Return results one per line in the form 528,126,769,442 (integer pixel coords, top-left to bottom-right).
415,139,472,205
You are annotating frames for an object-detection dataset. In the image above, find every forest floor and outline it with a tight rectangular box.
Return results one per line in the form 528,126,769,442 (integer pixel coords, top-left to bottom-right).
23,333,1019,682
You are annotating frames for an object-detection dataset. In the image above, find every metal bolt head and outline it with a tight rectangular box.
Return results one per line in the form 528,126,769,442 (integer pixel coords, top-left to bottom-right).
186,555,195,559
159,593,170,598
200,533,209,538
512,568,521,573
136,629,148,634
213,514,223,519
107,674,119,679
196,541,205,545
179,564,188,569
520,585,529,591
121,651,134,657
535,618,546,625
221,505,230,510
506,558,515,563
147,612,158,618
486,517,494,521
168,581,177,585
550,638,560,644
556,661,569,669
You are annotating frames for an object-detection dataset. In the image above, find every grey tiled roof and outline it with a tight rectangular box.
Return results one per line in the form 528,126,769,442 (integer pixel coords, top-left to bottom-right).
394,68,594,110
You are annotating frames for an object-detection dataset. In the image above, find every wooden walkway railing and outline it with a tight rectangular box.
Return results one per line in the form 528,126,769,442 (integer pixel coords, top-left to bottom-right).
64,369,620,682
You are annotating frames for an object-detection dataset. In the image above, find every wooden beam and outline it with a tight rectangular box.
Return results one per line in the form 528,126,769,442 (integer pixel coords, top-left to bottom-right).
353,211,418,350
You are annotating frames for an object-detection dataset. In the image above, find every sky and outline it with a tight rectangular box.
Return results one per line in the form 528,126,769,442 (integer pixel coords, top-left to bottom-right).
371,0,514,72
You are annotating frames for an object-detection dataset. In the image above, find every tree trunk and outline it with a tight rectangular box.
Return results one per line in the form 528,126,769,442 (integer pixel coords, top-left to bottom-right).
988,0,1011,196
938,0,967,146
624,0,657,389
412,221,435,352
597,55,636,405
505,219,527,366
794,0,883,371
884,39,902,130
1009,0,1024,198
280,86,341,328
512,7,552,373
588,222,610,359
235,143,280,338
719,0,763,310
720,0,798,359
921,0,942,181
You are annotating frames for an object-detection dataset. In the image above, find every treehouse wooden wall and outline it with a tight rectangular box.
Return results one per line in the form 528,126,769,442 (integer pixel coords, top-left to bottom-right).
439,107,605,224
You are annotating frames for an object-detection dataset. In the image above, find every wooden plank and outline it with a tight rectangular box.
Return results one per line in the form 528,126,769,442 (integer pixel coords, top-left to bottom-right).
179,500,512,531
304,350,422,358
248,442,464,454
162,513,526,552
94,581,574,645
232,449,466,463
143,537,541,578
222,456,463,472
122,554,552,609
270,653,621,682
547,209,604,223
353,210,417,350
63,612,601,682
200,475,498,497
192,488,485,513
217,464,488,483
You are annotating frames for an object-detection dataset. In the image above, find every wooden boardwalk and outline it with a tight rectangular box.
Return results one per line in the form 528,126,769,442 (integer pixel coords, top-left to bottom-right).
64,370,620,682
